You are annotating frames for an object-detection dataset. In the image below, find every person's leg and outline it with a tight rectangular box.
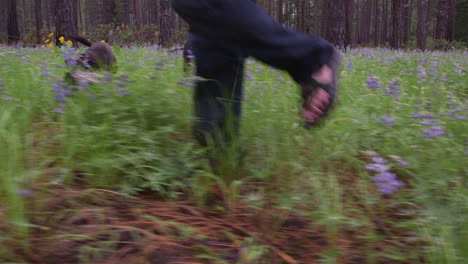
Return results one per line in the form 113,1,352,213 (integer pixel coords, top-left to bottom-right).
171,0,333,81
171,0,340,126
189,34,245,152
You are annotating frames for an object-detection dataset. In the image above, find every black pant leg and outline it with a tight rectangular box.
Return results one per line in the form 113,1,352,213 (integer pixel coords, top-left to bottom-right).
190,34,245,148
170,0,334,82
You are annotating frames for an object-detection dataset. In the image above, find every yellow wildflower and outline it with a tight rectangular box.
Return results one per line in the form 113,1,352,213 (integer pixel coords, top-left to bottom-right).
66,40,73,45
41,45,45,48
100,40,106,43
59,36,65,43
48,42,53,48
48,32,54,37
44,39,50,43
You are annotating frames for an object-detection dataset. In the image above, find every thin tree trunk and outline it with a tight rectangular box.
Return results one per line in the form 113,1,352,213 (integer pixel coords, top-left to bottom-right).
435,0,449,40
321,0,329,36
35,0,42,43
268,0,272,16
278,0,283,24
391,0,403,48
148,0,158,25
402,0,412,45
417,0,428,50
55,0,78,45
364,0,371,44
314,0,320,35
446,0,456,40
381,0,388,45
301,0,306,32
159,0,172,47
328,0,345,48
123,0,130,27
134,0,142,30
344,0,353,48
7,0,20,44
373,0,380,46
355,0,360,44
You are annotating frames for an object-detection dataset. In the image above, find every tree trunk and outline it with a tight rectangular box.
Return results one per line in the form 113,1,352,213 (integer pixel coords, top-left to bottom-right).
381,0,388,45
391,0,403,48
7,0,20,44
402,0,412,45
55,0,78,45
314,0,320,35
321,0,329,36
296,0,300,31
159,0,172,47
277,0,283,24
435,0,449,40
344,0,353,48
35,0,42,43
354,0,360,44
268,0,273,16
0,0,6,36
299,0,309,32
363,0,371,44
446,0,456,40
327,0,345,47
101,0,115,25
148,0,158,25
122,0,130,27
134,0,142,30
417,0,428,50
373,0,380,46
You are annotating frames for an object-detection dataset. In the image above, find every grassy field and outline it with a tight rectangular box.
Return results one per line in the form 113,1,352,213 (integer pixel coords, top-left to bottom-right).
0,44,467,264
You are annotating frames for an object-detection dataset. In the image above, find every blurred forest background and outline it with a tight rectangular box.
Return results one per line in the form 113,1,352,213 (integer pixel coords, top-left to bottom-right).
1,0,467,49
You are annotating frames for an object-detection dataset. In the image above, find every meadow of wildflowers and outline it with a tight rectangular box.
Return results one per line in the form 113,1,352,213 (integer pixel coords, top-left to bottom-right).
0,44,466,263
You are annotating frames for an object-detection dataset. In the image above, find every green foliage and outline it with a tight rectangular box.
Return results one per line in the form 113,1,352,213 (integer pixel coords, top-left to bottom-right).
0,46,466,263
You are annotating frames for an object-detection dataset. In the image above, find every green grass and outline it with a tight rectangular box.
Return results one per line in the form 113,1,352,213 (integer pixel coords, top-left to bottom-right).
0,45,467,263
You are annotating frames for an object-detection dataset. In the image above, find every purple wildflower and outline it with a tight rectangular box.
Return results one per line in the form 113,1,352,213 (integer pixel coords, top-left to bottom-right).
385,79,401,100
365,151,405,196
65,57,80,67
446,99,457,105
417,65,427,83
365,163,389,172
374,172,405,196
411,113,432,119
105,73,112,82
117,91,130,96
178,80,196,87
372,157,388,164
53,108,65,114
61,47,76,59
121,74,131,83
366,74,381,89
51,80,72,111
16,189,34,196
397,160,410,167
116,80,130,96
382,116,395,127
423,125,445,138
450,106,464,112
347,59,354,71
420,118,435,126
40,64,51,77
